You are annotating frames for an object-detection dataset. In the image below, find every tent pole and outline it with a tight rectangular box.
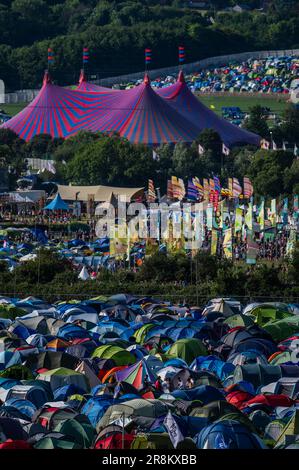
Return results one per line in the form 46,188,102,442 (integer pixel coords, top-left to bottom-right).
122,412,125,449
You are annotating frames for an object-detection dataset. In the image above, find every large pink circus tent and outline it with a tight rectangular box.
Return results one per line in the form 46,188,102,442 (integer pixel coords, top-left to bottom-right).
1,70,261,147
157,71,260,147
76,70,116,93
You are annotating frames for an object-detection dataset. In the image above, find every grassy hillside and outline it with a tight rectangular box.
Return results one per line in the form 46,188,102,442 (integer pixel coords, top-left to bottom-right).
0,1,298,90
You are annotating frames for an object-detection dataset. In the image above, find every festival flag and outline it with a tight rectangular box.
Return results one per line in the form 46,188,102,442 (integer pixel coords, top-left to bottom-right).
244,202,253,231
152,149,159,160
294,144,298,157
147,179,156,203
47,48,54,66
167,180,174,199
171,176,185,200
269,198,276,226
228,178,233,198
223,228,232,259
261,139,270,150
221,188,230,198
246,233,259,265
210,190,219,211
232,178,242,198
198,143,204,155
243,176,253,199
222,143,230,155
187,179,198,201
110,238,129,259
282,197,288,226
219,199,230,230
178,46,185,64
272,140,278,151
206,205,213,230
193,177,203,199
211,229,218,255
203,178,210,201
257,198,265,230
294,195,298,213
282,141,287,151
286,229,297,256
145,48,152,67
83,47,89,66
163,411,184,448
213,176,221,193
234,207,243,235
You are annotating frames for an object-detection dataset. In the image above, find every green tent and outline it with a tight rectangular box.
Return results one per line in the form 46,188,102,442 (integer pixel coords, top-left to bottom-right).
274,411,299,449
97,399,168,433
37,367,89,393
249,304,291,327
269,351,293,365
263,316,299,342
0,305,25,320
167,338,207,365
34,437,82,449
54,415,95,449
91,344,136,366
0,365,34,380
133,323,155,344
233,364,283,389
224,314,255,328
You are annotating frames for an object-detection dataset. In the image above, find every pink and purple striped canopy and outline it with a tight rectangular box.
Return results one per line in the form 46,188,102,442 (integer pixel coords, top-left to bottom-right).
2,70,260,146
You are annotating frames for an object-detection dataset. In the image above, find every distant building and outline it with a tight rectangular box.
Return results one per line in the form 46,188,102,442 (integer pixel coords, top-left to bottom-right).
232,4,253,12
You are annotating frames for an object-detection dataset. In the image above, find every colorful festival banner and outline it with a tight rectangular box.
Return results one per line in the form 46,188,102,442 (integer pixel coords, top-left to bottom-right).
234,207,243,235
211,229,218,255
244,202,253,231
206,205,213,230
257,199,265,230
219,200,230,230
223,228,232,259
243,176,253,198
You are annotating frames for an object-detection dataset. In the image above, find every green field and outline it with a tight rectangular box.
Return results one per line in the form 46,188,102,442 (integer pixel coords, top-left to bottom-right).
197,94,289,117
1,103,27,117
1,94,289,120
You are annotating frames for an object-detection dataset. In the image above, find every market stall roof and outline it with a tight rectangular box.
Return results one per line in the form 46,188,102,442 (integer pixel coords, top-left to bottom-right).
55,184,144,203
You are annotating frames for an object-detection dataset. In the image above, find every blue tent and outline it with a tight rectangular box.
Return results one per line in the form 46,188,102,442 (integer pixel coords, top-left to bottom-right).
44,193,69,211
194,419,265,449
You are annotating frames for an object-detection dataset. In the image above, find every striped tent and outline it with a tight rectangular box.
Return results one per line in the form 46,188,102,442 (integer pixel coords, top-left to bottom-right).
2,71,260,147
115,359,157,390
157,71,260,147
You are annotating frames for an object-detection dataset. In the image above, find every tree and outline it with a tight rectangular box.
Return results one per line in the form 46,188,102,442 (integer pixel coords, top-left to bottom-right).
244,105,269,139
65,133,156,186
248,149,294,197
197,129,223,175
284,159,299,195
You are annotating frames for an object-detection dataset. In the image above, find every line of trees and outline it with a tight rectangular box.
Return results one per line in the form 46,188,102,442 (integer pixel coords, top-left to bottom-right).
0,0,298,89
0,247,298,306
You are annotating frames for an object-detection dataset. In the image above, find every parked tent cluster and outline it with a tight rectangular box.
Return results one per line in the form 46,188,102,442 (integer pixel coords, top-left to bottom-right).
0,295,298,449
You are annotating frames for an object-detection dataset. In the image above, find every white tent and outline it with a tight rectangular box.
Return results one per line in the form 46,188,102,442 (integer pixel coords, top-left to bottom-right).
78,266,90,281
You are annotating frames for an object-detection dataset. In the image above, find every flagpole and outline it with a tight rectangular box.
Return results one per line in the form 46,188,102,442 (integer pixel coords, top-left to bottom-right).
122,412,125,449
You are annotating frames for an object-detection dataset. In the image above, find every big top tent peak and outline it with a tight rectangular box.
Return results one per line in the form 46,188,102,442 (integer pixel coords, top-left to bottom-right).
157,70,261,147
76,69,117,93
